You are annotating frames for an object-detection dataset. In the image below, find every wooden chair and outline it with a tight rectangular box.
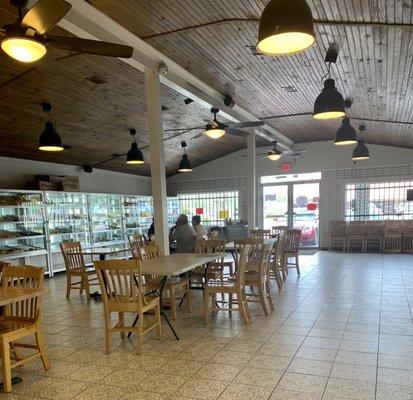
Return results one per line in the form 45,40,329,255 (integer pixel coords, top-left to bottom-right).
272,226,289,237
281,229,302,276
137,245,191,320
250,229,271,239
244,244,275,315
60,241,98,300
0,266,50,393
203,245,251,325
365,221,384,252
328,221,346,251
383,220,403,253
346,221,366,252
94,259,161,354
269,235,284,289
403,220,413,253
128,234,146,258
0,261,11,282
233,238,263,272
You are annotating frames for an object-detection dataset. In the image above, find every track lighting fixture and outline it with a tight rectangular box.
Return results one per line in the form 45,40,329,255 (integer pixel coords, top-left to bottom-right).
352,125,370,161
257,0,315,56
335,117,357,146
38,102,64,152
178,141,192,172
126,129,144,164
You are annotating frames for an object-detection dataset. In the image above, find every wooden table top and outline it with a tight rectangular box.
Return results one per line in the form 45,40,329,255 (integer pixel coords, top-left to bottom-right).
225,238,277,251
0,288,43,307
140,253,223,276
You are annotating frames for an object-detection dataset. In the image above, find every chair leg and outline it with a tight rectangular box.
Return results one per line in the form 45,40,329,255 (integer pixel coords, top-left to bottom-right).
155,303,162,339
295,255,300,276
273,266,282,289
203,291,210,325
258,284,268,316
0,338,12,393
229,293,233,315
104,314,112,354
66,274,71,299
170,286,177,321
186,282,192,314
237,289,249,324
136,312,143,354
83,274,90,300
242,288,251,320
119,312,125,339
35,326,51,371
266,279,275,311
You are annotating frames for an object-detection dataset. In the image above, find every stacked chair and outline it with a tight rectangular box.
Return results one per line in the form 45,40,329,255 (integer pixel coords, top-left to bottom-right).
328,221,346,251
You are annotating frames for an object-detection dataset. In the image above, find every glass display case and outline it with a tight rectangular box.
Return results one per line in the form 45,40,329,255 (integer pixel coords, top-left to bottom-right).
122,195,153,238
167,197,180,227
0,190,48,267
89,194,124,246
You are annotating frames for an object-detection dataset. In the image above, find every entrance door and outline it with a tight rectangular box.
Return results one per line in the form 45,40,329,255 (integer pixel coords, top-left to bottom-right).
262,181,320,248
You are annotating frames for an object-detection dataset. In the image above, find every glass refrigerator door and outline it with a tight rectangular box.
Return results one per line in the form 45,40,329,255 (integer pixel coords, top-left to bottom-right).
89,194,124,247
123,195,153,238
45,192,90,273
0,191,48,271
167,197,180,227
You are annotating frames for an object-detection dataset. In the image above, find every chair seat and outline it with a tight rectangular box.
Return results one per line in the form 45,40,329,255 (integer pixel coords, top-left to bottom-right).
0,319,35,335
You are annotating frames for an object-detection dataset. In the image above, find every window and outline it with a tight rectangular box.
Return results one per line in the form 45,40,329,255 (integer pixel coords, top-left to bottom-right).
177,191,239,226
345,181,413,221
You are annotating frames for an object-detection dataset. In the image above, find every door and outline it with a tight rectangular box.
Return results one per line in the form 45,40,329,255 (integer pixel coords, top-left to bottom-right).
263,185,289,230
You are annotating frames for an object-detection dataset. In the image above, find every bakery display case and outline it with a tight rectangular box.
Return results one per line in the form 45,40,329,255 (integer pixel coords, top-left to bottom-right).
0,191,48,268
167,197,180,227
122,195,153,238
89,194,124,247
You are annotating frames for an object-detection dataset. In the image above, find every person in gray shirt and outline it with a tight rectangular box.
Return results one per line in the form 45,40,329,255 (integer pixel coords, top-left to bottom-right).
169,214,197,253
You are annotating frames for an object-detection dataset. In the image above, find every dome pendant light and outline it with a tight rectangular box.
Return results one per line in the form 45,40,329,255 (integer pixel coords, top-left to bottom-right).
257,0,315,56
335,117,357,146
352,125,370,161
178,141,192,172
1,34,46,63
313,78,346,120
38,102,64,152
205,108,226,139
267,141,282,160
126,129,144,164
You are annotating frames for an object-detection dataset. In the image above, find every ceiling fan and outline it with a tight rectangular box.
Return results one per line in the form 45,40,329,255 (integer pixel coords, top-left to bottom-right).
0,0,133,67
190,107,265,140
242,141,307,161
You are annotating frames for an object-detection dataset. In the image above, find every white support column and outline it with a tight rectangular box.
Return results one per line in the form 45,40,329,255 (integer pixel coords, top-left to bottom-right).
145,66,169,256
247,130,256,232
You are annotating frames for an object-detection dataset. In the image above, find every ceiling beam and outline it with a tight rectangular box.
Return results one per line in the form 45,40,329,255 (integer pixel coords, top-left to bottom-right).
34,0,294,150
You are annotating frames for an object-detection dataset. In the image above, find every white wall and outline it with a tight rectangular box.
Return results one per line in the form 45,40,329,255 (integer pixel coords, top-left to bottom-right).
167,141,413,247
0,156,151,195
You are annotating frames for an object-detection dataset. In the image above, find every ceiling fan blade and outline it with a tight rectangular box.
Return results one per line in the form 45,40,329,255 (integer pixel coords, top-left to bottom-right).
47,36,133,58
228,121,265,129
190,132,204,141
227,128,249,137
21,0,71,35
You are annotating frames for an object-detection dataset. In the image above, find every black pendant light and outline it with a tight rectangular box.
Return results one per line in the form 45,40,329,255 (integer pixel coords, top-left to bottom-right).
257,0,315,56
126,129,144,164
313,78,346,120
335,117,357,146
178,141,192,172
352,125,370,161
38,102,64,152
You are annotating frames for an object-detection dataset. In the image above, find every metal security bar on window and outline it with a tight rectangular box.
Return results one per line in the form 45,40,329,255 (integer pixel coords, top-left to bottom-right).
345,181,413,221
177,191,239,226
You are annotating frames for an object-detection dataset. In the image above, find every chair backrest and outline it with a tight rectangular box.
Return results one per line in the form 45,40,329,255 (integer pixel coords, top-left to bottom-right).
385,220,402,235
0,261,11,280
235,244,252,287
272,226,289,236
365,221,384,236
94,259,145,312
233,238,263,267
271,235,284,265
250,229,271,239
137,244,159,261
128,234,146,248
330,221,346,237
284,229,302,253
1,266,44,321
196,239,226,264
60,241,86,272
255,244,273,280
347,221,366,236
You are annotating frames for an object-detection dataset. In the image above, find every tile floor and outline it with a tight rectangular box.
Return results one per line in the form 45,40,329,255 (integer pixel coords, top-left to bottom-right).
4,251,413,399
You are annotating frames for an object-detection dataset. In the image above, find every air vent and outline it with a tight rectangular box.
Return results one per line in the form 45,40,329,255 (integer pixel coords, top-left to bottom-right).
86,75,107,85
281,85,297,93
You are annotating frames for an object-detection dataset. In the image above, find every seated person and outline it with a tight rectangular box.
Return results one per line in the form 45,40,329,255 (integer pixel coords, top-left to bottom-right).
192,215,208,239
169,214,197,253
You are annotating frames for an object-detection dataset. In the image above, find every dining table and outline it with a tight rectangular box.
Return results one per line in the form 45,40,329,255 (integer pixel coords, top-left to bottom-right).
133,252,224,340
0,287,43,391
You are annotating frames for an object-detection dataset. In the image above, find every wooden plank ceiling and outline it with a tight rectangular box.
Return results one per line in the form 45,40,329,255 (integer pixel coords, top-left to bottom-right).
0,0,267,177
89,0,413,149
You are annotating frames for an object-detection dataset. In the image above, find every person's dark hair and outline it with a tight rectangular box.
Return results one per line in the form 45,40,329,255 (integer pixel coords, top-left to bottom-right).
192,215,201,224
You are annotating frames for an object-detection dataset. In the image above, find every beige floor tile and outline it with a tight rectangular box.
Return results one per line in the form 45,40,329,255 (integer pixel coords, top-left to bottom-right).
277,372,327,396
270,388,322,400
131,373,188,395
324,378,376,400
330,363,377,382
379,354,413,370
194,363,242,381
219,382,273,400
71,384,127,400
247,354,291,371
173,377,228,400
120,391,167,400
378,367,413,387
210,350,253,366
234,367,283,388
334,350,377,367
160,359,203,377
295,346,337,362
224,339,263,354
376,383,413,400
288,358,332,377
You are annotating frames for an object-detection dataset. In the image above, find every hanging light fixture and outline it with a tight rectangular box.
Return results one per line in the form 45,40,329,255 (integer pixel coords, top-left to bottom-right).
257,0,315,56
352,125,370,161
1,33,47,63
205,108,226,139
126,129,144,164
335,117,357,146
38,102,64,152
178,141,192,172
267,141,282,160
